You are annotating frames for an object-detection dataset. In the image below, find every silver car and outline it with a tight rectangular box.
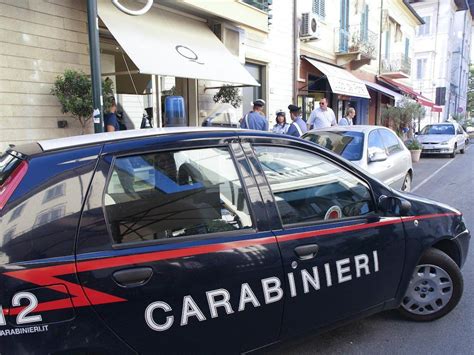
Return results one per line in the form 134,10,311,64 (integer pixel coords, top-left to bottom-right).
416,122,467,158
302,125,413,192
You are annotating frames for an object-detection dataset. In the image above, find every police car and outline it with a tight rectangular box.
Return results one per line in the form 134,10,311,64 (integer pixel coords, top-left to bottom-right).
0,128,470,354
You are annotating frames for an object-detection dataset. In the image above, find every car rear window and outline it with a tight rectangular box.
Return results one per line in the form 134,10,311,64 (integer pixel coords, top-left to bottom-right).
0,152,22,185
303,131,364,161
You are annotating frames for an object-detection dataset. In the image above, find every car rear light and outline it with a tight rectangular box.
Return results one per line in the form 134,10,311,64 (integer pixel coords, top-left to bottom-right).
0,160,28,210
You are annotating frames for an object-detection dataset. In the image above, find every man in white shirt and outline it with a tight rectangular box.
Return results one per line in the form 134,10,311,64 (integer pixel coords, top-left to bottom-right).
307,98,337,130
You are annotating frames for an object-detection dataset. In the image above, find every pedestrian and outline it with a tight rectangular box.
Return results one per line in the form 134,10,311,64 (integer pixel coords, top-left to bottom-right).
240,99,269,131
287,104,308,137
339,107,355,126
104,101,120,132
307,98,337,130
272,110,290,134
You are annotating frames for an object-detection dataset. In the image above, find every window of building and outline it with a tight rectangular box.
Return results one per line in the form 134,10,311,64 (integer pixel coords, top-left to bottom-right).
360,4,369,41
416,58,427,80
404,38,410,60
313,0,326,19
43,183,65,203
241,0,270,12
34,205,66,227
9,203,25,222
417,16,431,36
242,62,264,113
104,147,253,245
384,29,391,59
254,146,374,225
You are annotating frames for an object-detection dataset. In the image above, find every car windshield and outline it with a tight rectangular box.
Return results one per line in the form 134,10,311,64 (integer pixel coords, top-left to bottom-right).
420,124,455,135
303,131,364,161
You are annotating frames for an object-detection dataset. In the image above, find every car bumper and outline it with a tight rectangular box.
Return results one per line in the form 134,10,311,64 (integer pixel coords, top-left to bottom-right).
454,229,471,269
421,147,453,154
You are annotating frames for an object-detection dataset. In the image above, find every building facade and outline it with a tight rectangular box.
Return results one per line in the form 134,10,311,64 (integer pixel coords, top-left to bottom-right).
296,0,423,126
0,0,295,151
410,0,473,126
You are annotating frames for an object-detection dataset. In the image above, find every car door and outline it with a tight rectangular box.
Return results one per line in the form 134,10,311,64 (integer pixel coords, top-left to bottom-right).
367,129,394,185
248,140,406,336
378,128,410,189
455,124,466,149
75,136,284,353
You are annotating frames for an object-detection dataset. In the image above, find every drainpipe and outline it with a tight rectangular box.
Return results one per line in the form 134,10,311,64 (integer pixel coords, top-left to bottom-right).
378,0,384,75
455,10,467,114
87,0,103,133
431,0,440,122
293,0,299,103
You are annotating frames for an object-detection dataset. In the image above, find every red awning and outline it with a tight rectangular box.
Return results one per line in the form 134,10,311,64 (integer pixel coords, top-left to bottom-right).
432,105,443,113
378,77,434,107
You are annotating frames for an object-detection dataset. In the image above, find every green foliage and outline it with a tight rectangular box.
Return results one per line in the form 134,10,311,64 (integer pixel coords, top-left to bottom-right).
51,70,114,133
404,138,422,150
213,85,242,108
467,66,474,118
381,97,425,137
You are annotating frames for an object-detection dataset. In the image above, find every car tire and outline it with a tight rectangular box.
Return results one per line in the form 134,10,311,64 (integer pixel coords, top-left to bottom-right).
399,248,463,322
401,172,412,192
450,145,457,158
460,146,465,154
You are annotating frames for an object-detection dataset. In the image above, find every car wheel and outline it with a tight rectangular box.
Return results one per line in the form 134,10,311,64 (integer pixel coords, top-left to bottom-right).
399,248,463,321
450,145,457,158
401,172,412,192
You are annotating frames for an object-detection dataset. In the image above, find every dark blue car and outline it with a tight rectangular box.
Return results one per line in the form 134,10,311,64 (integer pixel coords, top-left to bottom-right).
0,128,470,354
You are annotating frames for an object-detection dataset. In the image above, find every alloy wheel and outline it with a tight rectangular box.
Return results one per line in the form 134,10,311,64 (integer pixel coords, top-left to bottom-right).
401,264,453,316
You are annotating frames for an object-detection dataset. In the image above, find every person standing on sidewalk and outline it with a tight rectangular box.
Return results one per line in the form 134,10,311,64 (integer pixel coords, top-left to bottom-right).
287,104,307,137
307,98,337,130
272,110,290,134
339,107,355,126
104,101,120,132
240,99,269,131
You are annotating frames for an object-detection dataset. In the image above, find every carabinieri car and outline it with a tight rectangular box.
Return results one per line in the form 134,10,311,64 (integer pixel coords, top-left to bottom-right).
0,128,470,354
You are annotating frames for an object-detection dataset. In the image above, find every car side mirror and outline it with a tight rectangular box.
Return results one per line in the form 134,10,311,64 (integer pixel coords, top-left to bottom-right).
378,195,411,216
368,151,388,163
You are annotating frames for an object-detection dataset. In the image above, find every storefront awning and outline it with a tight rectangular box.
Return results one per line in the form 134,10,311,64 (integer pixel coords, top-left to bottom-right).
432,105,443,113
378,77,434,107
98,0,259,86
304,58,371,99
363,80,403,102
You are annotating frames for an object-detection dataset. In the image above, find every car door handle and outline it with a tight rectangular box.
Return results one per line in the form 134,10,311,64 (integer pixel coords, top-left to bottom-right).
113,267,153,287
294,244,319,260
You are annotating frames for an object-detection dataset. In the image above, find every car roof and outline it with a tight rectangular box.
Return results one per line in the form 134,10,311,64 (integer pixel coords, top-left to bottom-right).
307,125,391,134
424,122,455,126
36,127,241,152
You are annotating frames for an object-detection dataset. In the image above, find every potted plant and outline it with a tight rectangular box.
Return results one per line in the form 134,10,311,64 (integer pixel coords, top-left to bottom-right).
51,70,114,134
213,85,242,108
405,138,423,162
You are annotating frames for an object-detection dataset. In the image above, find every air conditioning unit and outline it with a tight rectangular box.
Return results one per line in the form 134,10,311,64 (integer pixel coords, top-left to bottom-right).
300,12,320,41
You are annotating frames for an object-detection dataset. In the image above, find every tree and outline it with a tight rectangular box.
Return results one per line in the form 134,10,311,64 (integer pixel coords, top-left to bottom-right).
467,66,474,120
381,97,425,138
51,70,114,134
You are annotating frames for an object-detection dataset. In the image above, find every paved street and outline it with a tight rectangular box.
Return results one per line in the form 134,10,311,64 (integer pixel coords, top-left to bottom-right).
264,145,474,355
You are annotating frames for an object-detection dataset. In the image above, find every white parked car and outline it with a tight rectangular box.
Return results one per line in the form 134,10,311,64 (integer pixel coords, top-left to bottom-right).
416,122,467,158
302,125,413,192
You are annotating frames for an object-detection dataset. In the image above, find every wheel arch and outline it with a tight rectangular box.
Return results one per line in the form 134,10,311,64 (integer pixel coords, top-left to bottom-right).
430,238,461,267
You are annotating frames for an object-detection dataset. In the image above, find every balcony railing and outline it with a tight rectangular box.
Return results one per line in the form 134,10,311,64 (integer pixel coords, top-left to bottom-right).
381,54,411,77
335,25,378,60
241,0,270,12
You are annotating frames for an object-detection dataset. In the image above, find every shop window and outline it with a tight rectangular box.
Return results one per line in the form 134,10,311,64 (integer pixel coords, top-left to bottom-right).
104,147,253,245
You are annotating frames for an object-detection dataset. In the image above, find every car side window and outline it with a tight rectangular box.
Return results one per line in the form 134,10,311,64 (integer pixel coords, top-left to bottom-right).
254,146,374,225
368,130,386,157
379,129,403,155
104,147,253,244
